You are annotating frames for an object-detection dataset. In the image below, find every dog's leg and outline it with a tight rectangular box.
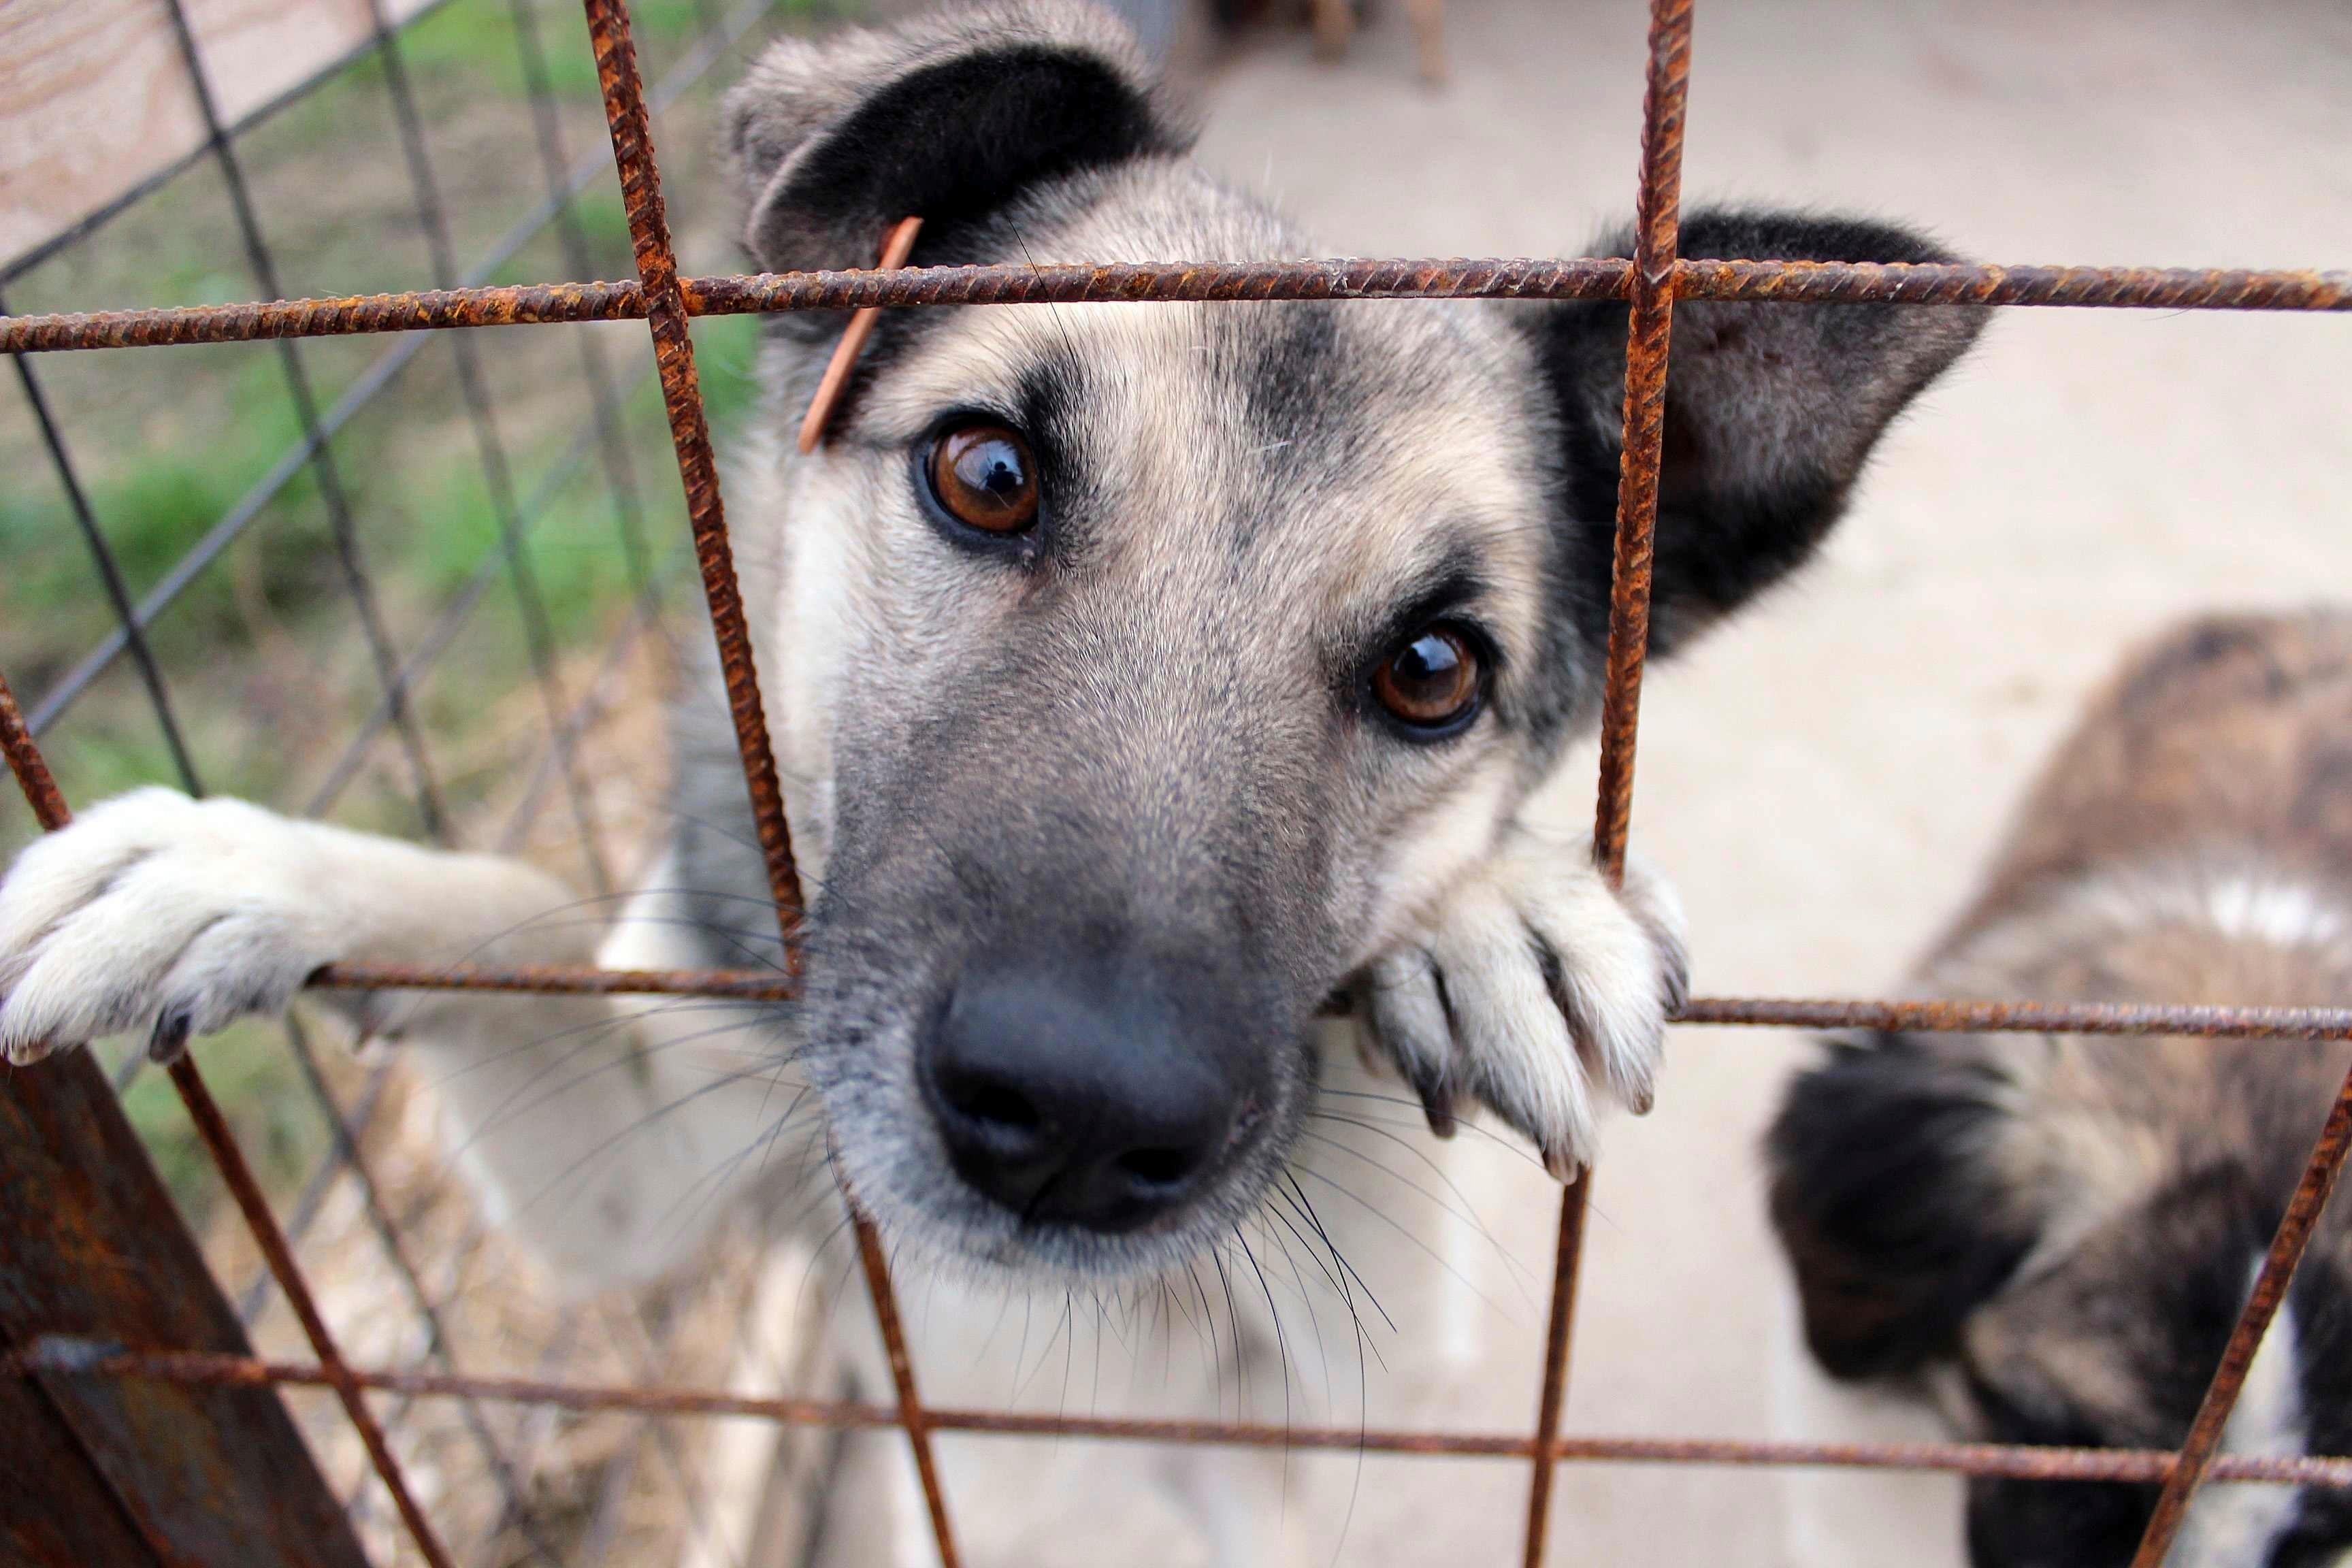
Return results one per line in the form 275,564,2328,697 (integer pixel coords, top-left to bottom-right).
1356,821,1688,1179
0,787,802,1287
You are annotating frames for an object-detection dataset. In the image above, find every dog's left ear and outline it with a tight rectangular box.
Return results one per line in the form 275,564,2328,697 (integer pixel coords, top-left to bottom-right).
1768,1031,2040,1382
724,2,1189,279
1527,209,1985,655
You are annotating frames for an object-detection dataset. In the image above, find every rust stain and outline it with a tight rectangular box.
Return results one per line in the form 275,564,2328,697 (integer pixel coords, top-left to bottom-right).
16,1339,2352,1490
1,257,2344,354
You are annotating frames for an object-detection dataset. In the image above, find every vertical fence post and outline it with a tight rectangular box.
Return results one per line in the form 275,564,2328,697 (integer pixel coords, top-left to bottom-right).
3,671,363,1568
574,1,962,1560
1523,2,1693,1564
1,1054,372,1568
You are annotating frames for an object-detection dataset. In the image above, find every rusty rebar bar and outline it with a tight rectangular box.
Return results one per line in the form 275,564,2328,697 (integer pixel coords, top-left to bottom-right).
1525,5,1694,1565
16,1340,2352,1490
576,2,956,1561
3,257,2345,353
580,0,802,961
165,1054,458,1568
1672,996,2352,1039
1522,1166,1595,1565
2129,1058,2352,1565
855,1208,960,1556
1,665,459,1566
0,670,69,832
297,962,2352,1041
306,960,792,998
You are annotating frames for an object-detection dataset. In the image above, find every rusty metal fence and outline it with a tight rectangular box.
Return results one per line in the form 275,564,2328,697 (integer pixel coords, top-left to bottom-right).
4,0,2352,1565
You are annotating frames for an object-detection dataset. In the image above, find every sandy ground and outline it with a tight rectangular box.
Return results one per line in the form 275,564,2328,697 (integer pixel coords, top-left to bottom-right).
1145,1,2352,1565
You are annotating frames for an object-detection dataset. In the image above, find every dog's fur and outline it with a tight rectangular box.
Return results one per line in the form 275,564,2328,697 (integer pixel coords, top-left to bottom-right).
1771,609,2352,1568
0,3,1980,1559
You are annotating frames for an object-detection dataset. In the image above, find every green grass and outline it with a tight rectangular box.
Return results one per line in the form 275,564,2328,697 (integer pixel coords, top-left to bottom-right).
95,1017,330,1232
0,0,823,1213
393,0,721,101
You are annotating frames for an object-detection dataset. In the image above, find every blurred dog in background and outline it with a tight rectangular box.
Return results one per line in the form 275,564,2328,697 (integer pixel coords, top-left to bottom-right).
1773,608,2352,1568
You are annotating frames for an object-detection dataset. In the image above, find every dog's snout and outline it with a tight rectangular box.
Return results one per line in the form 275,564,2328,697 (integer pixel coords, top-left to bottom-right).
921,967,1241,1233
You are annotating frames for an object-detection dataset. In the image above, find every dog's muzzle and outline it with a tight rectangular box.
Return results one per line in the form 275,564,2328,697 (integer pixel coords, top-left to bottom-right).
917,957,1261,1234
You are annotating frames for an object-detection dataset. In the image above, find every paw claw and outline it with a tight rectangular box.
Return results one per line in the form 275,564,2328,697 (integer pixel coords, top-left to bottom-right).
1355,827,1687,1170
1418,1082,1458,1140
146,1007,192,1064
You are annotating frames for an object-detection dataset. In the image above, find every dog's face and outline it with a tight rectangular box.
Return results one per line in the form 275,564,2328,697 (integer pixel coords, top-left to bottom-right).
726,1,1980,1280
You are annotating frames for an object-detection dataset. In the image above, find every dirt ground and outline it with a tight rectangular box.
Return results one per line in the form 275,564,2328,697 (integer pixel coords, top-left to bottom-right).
1165,1,2352,1564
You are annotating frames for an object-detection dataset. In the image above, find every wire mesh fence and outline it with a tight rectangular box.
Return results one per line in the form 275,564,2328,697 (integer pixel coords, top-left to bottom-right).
3,0,2352,1565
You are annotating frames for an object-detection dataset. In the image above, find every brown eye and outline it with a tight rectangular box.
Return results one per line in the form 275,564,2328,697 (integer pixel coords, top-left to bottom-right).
926,422,1038,534
1373,626,1482,733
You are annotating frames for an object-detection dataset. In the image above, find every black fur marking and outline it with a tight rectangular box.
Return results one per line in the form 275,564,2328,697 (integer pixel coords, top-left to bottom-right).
1518,208,1985,723
1011,350,1097,570
746,47,1184,278
1959,1167,2278,1567
1231,300,1355,555
1767,1030,2038,1381
2272,1258,2352,1565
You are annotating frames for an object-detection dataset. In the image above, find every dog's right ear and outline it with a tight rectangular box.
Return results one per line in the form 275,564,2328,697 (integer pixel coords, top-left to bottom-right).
1767,1033,2042,1382
1528,210,1984,659
724,1,1188,276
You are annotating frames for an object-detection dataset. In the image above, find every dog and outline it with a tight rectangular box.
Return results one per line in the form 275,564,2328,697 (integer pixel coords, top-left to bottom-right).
0,3,1980,1558
1771,609,2352,1568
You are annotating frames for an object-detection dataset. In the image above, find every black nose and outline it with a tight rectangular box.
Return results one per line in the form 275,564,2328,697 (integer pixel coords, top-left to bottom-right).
921,966,1241,1232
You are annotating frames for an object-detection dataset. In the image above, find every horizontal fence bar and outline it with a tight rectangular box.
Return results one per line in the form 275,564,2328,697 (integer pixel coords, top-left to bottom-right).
5,256,2346,353
11,1341,2351,1489
312,960,796,998
1671,996,2352,1039
309,962,2352,1039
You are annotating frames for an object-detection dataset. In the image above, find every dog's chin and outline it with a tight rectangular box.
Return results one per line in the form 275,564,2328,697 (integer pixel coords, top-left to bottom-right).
874,1188,1235,1288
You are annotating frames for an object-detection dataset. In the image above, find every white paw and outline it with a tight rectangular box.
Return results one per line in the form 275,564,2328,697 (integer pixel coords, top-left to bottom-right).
0,788,338,1065
1356,827,1688,1178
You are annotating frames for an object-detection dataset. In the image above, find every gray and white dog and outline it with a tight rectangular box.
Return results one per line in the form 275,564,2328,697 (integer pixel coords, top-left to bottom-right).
1772,610,2352,1568
0,2,1979,1558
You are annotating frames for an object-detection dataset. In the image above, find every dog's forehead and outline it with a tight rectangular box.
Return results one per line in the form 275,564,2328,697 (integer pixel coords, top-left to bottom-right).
853,172,1552,647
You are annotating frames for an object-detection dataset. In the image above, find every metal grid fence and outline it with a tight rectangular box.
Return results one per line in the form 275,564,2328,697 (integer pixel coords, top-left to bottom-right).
4,0,2352,1565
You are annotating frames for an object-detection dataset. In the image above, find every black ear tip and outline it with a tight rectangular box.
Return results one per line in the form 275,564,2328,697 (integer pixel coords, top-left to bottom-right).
728,1,1183,274
1671,206,1991,359
1672,205,1967,268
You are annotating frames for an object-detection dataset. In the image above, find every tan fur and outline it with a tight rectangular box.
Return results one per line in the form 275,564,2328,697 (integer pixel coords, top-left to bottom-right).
1930,612,2352,1272
1778,610,2352,1563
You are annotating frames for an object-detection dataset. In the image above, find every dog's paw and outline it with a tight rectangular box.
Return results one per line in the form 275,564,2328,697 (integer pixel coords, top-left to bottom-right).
0,788,338,1065
1356,828,1688,1179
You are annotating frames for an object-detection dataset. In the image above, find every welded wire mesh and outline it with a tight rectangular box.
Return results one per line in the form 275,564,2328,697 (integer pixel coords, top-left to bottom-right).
4,1,2352,1566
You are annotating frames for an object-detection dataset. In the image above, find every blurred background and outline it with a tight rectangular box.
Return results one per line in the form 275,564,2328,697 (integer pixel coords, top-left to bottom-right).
1,0,2347,1564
